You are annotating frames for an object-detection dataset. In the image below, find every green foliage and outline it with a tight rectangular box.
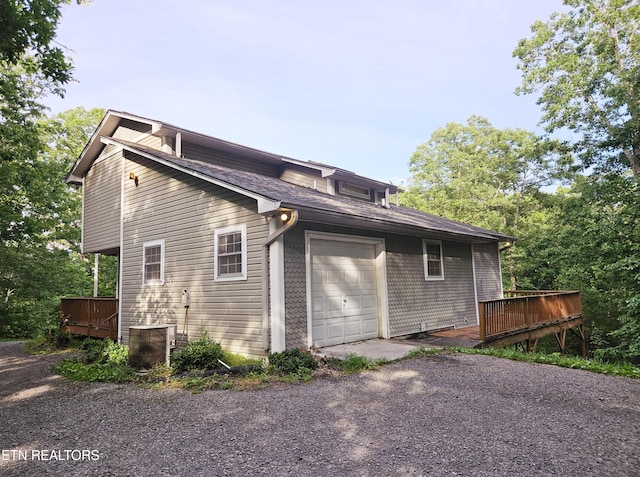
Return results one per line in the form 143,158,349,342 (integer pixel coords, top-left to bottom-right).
0,107,106,339
268,348,318,375
404,346,441,359
528,174,640,361
170,333,224,373
456,347,640,379
0,0,75,84
514,0,640,180
53,338,133,383
341,353,375,373
402,115,572,289
80,338,129,366
53,359,134,383
24,328,78,354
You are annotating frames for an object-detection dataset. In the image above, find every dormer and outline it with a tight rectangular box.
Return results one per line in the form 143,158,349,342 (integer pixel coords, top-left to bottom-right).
278,157,400,206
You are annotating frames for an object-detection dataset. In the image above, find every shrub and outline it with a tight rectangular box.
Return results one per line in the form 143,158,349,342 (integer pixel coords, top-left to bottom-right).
171,333,224,373
80,338,128,366
268,348,317,375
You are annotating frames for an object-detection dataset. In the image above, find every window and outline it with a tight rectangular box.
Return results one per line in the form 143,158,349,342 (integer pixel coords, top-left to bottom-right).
214,225,247,281
423,240,444,280
143,239,164,285
338,181,371,200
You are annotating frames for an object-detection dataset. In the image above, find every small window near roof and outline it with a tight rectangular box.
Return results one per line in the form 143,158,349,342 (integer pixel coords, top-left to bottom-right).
214,225,247,281
423,240,444,280
143,239,164,285
338,181,371,199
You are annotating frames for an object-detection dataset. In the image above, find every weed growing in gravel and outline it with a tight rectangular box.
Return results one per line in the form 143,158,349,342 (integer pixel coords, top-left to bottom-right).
404,346,442,359
455,347,640,379
25,330,80,355
341,353,374,373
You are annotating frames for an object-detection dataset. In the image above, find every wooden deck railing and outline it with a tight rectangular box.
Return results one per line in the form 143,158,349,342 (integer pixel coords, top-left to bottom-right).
60,297,118,340
479,291,582,341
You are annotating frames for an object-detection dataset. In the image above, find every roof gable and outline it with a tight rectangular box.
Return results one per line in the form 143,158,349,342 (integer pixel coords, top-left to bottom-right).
68,110,400,195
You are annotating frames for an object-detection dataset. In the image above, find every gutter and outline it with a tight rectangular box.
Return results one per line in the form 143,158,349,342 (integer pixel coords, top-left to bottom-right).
261,210,298,350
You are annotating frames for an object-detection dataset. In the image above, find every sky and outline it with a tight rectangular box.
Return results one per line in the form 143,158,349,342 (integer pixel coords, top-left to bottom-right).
46,0,565,185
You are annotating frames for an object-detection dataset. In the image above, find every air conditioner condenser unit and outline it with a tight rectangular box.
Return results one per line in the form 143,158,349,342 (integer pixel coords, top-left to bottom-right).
128,324,177,369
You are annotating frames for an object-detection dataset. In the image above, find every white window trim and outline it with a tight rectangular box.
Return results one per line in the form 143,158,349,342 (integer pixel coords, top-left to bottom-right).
423,239,445,281
142,239,165,286
214,224,247,281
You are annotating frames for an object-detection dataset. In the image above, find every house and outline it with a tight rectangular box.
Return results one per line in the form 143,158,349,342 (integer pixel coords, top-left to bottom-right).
67,110,513,357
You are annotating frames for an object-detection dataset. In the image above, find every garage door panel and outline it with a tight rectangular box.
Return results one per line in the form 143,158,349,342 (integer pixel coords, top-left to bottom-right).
344,269,359,284
311,239,380,348
343,294,362,311
362,317,378,332
362,294,377,309
327,295,343,312
326,269,342,284
362,270,376,285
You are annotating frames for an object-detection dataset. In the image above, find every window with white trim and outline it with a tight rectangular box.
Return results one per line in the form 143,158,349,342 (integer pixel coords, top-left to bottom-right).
423,239,444,280
143,239,165,285
214,225,247,281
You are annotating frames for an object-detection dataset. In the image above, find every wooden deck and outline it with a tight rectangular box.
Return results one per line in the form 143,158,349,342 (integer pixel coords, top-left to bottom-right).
60,290,584,355
412,291,585,355
60,297,118,340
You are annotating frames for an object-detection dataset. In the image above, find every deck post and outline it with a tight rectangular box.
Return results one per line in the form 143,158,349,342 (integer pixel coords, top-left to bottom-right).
478,303,486,341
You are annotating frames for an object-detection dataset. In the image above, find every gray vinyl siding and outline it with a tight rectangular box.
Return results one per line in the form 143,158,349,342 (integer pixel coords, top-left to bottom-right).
474,242,503,301
82,153,122,253
279,165,328,192
119,152,269,357
181,142,279,177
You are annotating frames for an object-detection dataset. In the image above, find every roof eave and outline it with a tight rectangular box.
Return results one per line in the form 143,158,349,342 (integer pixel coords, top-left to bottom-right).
101,137,281,215
66,110,164,183
284,203,513,243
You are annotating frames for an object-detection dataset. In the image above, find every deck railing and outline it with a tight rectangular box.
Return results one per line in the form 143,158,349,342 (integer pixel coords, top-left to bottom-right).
60,297,118,340
479,291,582,341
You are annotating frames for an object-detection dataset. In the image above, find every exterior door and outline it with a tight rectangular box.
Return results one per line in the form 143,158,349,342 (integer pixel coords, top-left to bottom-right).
310,239,379,347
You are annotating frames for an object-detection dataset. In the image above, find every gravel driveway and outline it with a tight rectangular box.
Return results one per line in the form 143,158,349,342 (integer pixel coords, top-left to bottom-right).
1,340,639,476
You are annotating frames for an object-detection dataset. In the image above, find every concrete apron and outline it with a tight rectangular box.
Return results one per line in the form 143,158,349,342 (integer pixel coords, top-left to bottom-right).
314,339,430,362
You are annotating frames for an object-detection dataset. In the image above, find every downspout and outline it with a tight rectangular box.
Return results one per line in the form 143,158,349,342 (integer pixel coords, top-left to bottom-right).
117,154,125,343
261,210,298,350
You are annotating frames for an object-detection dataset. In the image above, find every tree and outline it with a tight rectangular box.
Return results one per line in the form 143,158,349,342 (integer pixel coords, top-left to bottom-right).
0,0,76,85
1,0,77,241
514,0,640,181
0,1,91,337
401,116,571,289
541,173,640,361
0,107,105,338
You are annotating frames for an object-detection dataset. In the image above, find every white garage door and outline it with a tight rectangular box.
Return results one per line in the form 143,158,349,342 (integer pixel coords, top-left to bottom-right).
310,239,379,347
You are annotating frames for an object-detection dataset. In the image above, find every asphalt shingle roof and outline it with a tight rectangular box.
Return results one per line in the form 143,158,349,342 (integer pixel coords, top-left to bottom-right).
114,139,512,242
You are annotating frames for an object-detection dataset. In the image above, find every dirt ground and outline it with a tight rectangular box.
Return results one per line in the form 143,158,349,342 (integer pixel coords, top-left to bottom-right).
1,340,639,476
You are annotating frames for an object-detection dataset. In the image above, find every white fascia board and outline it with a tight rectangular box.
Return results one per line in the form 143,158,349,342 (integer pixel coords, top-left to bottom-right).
67,110,164,184
100,137,281,215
